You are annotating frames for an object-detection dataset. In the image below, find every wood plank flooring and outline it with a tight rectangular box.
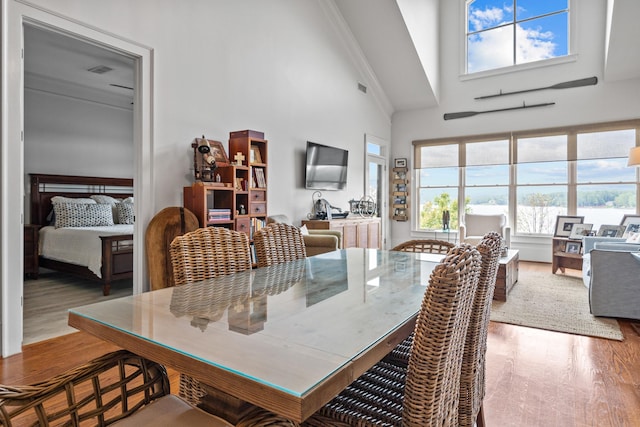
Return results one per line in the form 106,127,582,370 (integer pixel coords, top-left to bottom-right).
3,262,639,426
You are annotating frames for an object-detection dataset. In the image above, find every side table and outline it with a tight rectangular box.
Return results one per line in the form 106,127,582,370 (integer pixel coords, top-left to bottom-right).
494,249,519,301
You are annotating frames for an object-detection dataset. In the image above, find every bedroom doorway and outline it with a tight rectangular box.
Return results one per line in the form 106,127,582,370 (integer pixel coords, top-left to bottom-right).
2,3,153,356
22,24,135,345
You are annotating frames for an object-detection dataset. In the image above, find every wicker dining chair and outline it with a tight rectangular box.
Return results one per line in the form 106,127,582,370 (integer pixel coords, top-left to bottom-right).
253,222,306,267
383,232,503,427
298,244,482,427
0,350,233,426
170,226,252,286
169,226,252,405
391,239,455,254
459,231,502,427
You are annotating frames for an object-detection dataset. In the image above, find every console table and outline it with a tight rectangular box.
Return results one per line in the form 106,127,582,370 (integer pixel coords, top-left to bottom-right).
552,237,583,274
302,217,381,249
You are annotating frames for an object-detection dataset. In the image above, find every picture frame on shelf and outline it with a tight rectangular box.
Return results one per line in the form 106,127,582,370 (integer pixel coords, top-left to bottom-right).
250,145,263,164
620,214,640,227
623,222,640,238
207,140,230,165
597,224,625,237
394,158,407,168
565,240,581,254
554,215,584,237
569,223,593,239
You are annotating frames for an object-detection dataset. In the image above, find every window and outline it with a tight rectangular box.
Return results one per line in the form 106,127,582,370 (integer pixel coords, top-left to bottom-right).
464,139,509,219
466,0,569,74
575,129,637,226
413,120,640,236
416,144,460,230
516,135,568,234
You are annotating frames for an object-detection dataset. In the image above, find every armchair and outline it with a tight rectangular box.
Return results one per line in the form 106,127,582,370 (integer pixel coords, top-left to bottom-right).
460,213,510,249
267,215,341,256
589,246,640,320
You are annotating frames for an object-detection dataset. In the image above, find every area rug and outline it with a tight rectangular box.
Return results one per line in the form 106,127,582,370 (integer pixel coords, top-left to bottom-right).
490,270,623,341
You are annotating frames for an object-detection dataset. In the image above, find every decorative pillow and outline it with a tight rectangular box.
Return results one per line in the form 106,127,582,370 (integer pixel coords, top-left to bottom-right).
123,197,134,204
91,195,123,223
117,202,135,224
299,224,309,236
51,196,96,205
54,203,114,228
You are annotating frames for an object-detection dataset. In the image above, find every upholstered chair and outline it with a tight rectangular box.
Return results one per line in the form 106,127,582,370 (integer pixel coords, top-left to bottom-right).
460,213,511,249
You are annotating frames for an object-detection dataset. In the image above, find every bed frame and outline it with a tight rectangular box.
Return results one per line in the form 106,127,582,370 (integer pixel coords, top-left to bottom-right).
30,174,134,296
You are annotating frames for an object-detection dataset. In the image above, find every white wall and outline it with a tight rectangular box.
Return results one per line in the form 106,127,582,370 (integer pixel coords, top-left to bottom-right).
22,0,390,224
390,0,640,260
1,0,391,354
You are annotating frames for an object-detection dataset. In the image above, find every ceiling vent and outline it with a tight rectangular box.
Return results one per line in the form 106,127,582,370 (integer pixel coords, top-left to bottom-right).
87,65,113,74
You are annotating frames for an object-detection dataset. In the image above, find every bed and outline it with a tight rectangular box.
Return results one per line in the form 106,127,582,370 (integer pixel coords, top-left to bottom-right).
30,174,134,296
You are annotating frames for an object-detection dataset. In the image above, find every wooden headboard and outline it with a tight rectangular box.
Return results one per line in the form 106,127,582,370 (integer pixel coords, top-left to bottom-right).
30,174,134,226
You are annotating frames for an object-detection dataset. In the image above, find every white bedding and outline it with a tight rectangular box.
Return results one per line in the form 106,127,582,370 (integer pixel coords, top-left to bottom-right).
38,225,134,278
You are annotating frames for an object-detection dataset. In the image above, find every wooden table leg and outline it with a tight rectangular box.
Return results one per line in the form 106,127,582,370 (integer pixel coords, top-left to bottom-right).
198,383,256,424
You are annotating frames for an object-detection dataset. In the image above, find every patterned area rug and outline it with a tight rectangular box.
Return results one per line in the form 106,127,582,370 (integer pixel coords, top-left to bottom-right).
491,270,623,341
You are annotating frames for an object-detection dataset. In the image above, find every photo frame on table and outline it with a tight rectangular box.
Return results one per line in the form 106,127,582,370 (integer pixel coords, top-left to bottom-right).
569,223,593,239
620,214,640,227
554,215,584,237
623,222,640,238
394,158,407,168
597,224,626,238
565,240,581,254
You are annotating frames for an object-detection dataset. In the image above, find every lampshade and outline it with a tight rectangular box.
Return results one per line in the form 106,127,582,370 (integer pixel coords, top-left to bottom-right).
628,147,640,167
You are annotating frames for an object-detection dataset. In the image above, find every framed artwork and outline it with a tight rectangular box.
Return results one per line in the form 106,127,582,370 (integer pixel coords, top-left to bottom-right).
623,222,640,238
565,241,581,254
207,140,229,165
554,215,584,238
597,224,625,238
569,223,593,239
620,214,640,227
394,158,407,168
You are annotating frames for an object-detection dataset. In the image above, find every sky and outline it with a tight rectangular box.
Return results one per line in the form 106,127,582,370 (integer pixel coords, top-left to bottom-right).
467,0,569,73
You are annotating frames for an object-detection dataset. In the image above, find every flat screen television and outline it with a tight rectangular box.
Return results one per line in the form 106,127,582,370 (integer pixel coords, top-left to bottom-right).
305,141,348,191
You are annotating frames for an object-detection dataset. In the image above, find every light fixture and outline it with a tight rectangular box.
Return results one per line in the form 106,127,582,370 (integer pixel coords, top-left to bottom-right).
628,147,640,167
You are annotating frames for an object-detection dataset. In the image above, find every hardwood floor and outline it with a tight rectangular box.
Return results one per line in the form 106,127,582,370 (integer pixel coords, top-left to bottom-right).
2,261,639,426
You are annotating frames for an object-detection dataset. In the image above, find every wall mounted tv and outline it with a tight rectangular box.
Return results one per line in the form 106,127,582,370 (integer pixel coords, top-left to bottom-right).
305,141,348,191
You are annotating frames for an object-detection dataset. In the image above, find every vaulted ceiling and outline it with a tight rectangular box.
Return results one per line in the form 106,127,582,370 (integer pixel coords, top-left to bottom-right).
24,1,640,115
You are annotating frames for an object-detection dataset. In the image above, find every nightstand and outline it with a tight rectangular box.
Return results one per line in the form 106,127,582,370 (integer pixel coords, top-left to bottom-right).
24,224,39,279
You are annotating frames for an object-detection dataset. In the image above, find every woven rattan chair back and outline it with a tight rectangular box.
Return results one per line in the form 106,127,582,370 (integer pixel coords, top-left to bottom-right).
391,239,455,254
169,226,252,405
170,226,252,286
253,223,306,267
459,231,502,427
0,350,169,426
300,244,481,427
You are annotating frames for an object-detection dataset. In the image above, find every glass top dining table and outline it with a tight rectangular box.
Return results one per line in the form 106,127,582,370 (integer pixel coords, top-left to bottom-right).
68,248,442,422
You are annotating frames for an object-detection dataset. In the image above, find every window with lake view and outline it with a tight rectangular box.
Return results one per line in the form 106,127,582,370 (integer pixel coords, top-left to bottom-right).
414,121,639,236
